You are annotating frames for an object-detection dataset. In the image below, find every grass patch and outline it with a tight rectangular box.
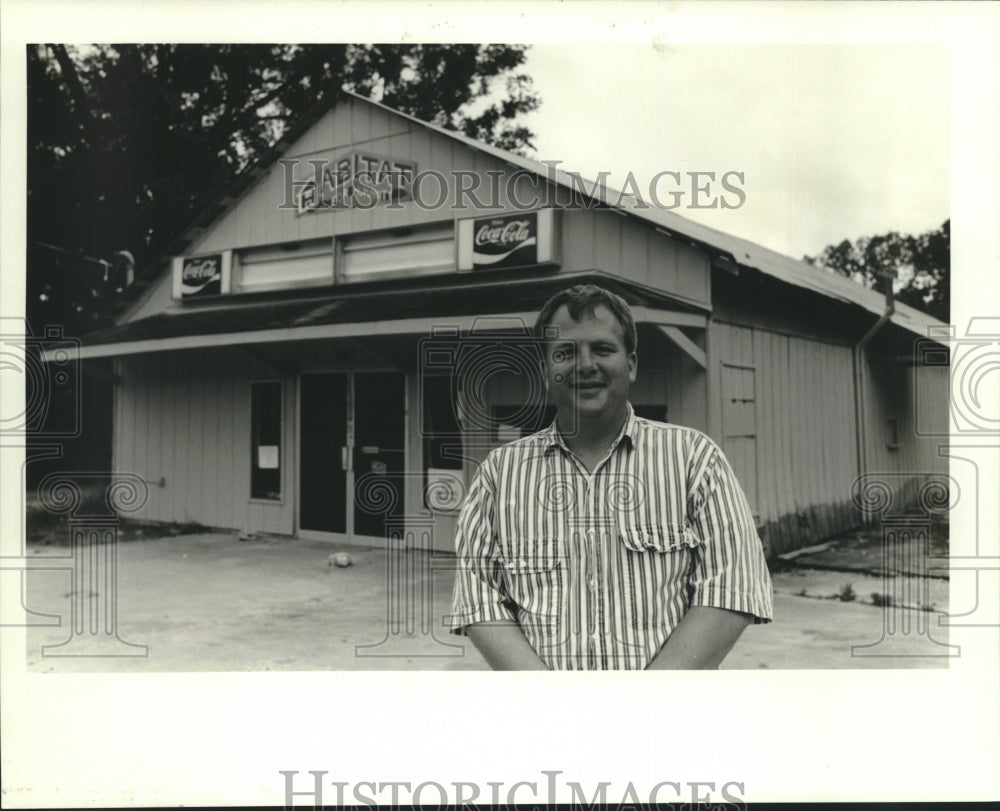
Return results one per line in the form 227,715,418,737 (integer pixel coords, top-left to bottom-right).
29,518,212,546
837,583,857,602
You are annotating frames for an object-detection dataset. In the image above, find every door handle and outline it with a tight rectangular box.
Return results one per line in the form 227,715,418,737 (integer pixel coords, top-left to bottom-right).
341,446,352,472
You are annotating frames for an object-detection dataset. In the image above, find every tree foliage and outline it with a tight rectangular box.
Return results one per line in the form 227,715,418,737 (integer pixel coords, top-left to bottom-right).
26,43,540,336
804,220,950,322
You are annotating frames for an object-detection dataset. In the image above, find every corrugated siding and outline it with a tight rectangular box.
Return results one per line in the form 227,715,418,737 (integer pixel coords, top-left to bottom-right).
859,354,949,511
113,348,295,534
711,321,859,555
721,362,758,513
560,208,710,308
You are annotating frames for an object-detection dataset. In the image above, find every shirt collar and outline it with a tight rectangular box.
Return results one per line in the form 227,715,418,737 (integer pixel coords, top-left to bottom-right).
542,402,639,453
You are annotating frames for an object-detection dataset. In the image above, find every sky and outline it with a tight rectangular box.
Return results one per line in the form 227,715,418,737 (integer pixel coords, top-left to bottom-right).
517,44,950,262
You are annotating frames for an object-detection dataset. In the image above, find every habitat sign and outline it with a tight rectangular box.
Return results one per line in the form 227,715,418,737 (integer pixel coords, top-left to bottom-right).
285,152,417,214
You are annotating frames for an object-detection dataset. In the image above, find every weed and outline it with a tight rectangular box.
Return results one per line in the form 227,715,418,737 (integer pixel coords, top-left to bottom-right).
838,583,856,602
871,592,894,608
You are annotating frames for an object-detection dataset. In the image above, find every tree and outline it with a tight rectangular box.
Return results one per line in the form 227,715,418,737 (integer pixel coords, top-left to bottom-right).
804,220,950,322
26,44,540,337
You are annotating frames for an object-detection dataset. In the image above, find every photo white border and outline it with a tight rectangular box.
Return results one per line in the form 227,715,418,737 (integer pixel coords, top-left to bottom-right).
2,1,998,805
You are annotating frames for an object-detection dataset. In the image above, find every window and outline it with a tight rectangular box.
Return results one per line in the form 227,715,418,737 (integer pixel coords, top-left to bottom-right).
634,405,668,423
251,381,282,500
339,223,454,283
234,239,333,294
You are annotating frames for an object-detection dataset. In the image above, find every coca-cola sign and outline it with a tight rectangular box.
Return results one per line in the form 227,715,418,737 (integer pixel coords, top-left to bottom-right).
457,208,558,272
180,255,222,296
471,213,537,269
173,251,231,299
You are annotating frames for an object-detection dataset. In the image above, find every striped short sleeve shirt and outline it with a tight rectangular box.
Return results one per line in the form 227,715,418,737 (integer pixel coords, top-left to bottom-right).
450,403,773,670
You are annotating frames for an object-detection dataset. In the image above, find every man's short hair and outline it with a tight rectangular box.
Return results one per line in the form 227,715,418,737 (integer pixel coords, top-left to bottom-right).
534,284,637,355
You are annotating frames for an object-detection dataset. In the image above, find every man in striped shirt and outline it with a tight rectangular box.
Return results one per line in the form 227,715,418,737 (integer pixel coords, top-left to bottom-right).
450,284,773,670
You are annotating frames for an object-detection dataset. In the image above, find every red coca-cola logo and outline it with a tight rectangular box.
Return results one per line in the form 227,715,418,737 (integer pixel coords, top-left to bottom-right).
474,220,532,248
182,257,220,283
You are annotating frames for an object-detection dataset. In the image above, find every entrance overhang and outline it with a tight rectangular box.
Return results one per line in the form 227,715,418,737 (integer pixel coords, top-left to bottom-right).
41,273,709,362
51,306,708,361
655,325,707,369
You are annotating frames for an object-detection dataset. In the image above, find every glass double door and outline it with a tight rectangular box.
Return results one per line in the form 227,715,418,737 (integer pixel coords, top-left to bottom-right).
299,371,405,542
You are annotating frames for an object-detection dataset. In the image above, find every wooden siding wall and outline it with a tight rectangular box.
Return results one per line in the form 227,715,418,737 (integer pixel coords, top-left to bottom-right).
561,209,711,307
123,96,712,324
709,319,951,555
113,348,296,534
860,355,949,511
709,320,859,556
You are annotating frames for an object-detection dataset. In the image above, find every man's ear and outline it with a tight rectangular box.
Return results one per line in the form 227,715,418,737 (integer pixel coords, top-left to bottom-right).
628,352,637,383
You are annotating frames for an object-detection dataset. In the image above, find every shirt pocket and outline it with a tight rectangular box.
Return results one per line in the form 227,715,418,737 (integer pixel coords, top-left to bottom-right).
616,523,697,633
617,523,696,554
497,535,563,621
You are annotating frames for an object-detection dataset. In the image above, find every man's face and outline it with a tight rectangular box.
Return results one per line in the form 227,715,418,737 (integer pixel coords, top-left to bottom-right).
543,304,637,427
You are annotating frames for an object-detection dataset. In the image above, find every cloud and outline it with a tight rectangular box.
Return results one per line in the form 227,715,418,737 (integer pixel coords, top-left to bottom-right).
523,44,949,257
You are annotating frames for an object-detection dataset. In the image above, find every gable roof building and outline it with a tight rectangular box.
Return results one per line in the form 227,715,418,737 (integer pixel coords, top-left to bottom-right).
49,90,950,556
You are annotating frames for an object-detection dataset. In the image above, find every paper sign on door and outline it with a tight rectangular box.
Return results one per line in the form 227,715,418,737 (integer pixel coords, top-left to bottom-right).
258,445,279,469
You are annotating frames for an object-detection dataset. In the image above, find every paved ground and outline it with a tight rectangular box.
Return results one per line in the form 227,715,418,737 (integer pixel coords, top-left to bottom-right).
21,532,952,672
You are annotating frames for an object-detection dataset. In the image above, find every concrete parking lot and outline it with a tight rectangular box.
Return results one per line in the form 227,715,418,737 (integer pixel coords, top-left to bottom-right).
23,531,951,672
